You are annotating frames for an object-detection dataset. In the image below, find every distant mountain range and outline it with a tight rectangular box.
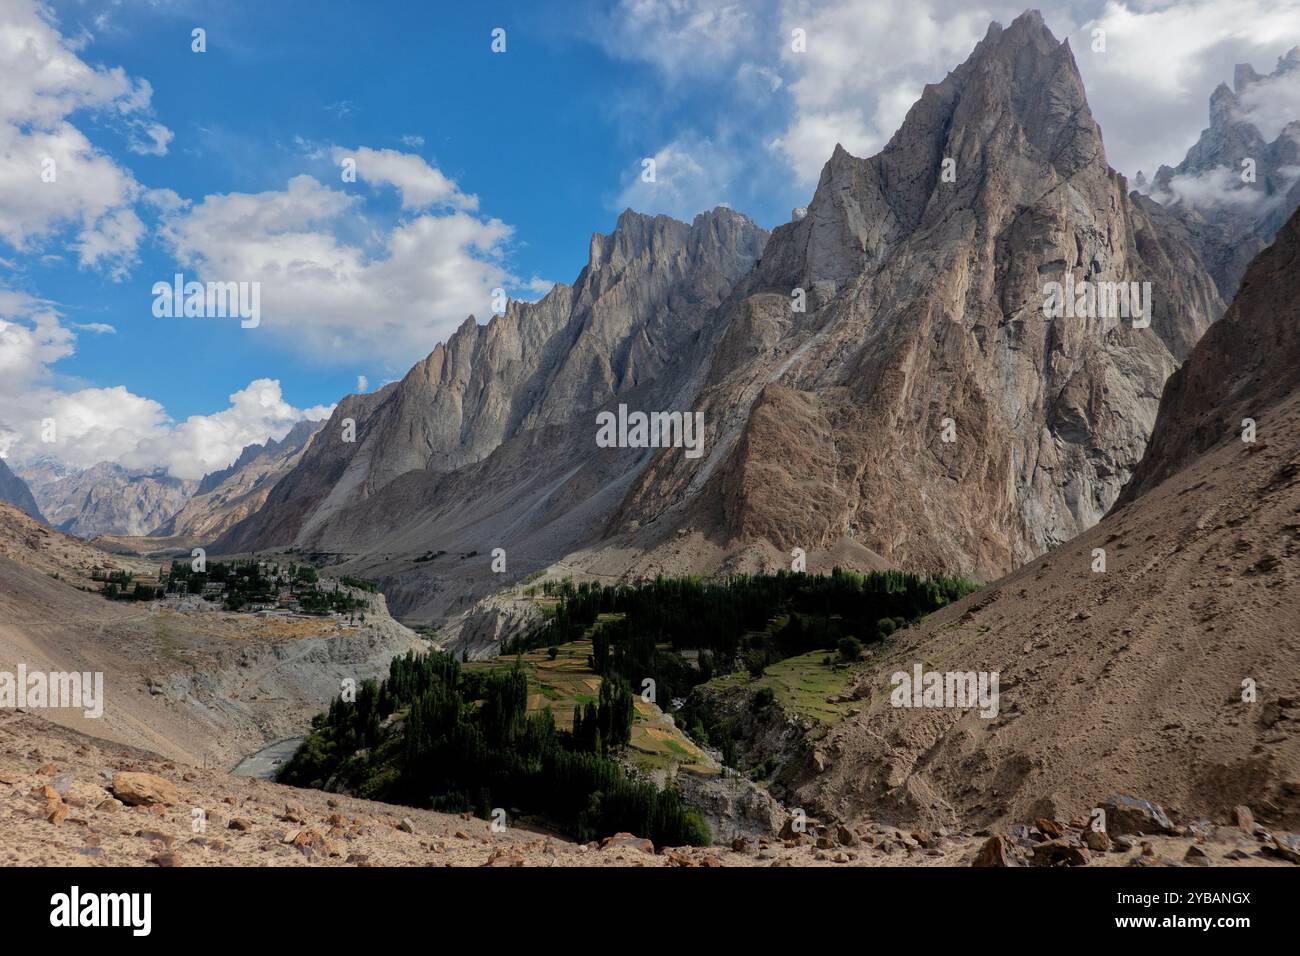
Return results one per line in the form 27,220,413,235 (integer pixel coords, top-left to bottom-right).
13,419,322,545
15,460,194,538
142,419,323,548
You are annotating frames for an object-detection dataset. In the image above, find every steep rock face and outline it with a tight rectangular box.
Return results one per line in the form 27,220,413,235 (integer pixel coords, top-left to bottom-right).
1143,48,1300,299
147,419,323,547
610,11,1223,580
1118,204,1300,503
19,460,196,538
0,458,44,523
798,207,1300,831
217,207,768,556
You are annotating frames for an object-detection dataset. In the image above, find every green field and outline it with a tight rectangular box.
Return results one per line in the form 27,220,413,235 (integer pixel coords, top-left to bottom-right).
466,632,716,776
708,649,859,727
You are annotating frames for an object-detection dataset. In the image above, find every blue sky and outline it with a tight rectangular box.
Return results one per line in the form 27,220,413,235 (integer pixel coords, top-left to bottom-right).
2,0,1298,479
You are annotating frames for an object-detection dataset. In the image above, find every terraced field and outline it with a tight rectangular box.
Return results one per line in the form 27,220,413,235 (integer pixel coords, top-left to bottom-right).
467,622,716,776
705,650,860,728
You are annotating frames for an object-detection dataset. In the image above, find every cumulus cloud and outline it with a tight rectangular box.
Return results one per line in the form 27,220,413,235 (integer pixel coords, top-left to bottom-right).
0,288,73,392
120,379,333,480
331,146,478,211
159,167,526,365
0,290,331,478
172,144,523,358
0,0,169,276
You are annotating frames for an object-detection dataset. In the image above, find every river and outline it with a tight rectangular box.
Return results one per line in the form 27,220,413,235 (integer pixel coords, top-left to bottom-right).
231,737,304,779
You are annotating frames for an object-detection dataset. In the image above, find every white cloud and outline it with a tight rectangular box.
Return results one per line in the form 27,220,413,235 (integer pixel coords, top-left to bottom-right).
128,119,173,157
0,288,73,392
38,384,171,470
159,167,525,366
772,0,1000,184
356,374,368,392
0,0,169,276
121,379,333,480
331,146,478,211
593,0,761,80
1151,162,1300,210
1236,62,1300,140
615,135,736,219
0,290,331,478
769,108,877,186
521,276,557,298
1077,0,1300,176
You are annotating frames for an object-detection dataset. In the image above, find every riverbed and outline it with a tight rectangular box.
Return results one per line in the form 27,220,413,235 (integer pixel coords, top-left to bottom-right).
232,737,305,779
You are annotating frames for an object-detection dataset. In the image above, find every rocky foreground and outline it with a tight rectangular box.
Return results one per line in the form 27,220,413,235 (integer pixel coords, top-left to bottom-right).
3,710,1295,868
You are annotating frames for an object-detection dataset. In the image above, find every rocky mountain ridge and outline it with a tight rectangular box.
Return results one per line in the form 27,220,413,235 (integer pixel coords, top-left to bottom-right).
0,458,43,524
17,460,196,539
142,419,324,548
1140,47,1300,299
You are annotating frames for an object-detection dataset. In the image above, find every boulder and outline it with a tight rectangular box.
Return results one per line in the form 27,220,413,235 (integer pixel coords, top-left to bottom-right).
1270,833,1300,864
600,832,655,854
972,834,1012,867
111,772,180,807
1030,839,1090,867
1101,795,1178,836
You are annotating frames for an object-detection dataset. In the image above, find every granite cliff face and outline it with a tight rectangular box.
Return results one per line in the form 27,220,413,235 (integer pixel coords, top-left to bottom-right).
1141,48,1300,300
220,12,1230,624
216,207,768,560
609,11,1223,580
796,206,1300,832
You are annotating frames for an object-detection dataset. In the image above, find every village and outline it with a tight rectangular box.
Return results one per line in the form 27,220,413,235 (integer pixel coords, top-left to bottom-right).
92,556,377,623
